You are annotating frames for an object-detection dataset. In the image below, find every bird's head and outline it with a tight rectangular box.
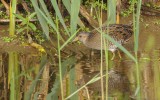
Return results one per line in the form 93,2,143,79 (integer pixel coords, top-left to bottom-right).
73,32,90,43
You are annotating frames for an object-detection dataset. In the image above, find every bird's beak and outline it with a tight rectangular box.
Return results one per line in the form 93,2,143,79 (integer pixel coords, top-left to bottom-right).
72,37,79,42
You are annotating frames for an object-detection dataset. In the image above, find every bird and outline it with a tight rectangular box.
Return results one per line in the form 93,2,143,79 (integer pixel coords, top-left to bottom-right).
73,24,133,60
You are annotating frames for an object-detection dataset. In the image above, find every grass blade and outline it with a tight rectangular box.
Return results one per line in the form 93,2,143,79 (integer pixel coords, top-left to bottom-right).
51,0,70,36
24,55,47,100
134,0,142,100
107,0,116,24
70,0,81,34
46,56,76,100
31,0,50,39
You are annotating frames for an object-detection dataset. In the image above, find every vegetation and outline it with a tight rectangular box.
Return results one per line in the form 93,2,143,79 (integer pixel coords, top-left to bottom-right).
0,0,160,100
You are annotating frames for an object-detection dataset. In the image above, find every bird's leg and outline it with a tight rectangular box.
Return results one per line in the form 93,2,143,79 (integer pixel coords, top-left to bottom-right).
111,52,115,60
111,50,121,60
117,49,122,59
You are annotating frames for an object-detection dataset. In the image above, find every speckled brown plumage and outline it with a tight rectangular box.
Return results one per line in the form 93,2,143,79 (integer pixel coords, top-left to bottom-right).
75,24,132,51
74,24,133,59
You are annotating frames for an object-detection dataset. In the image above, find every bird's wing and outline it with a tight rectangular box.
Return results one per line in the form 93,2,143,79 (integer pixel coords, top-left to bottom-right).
107,24,133,44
